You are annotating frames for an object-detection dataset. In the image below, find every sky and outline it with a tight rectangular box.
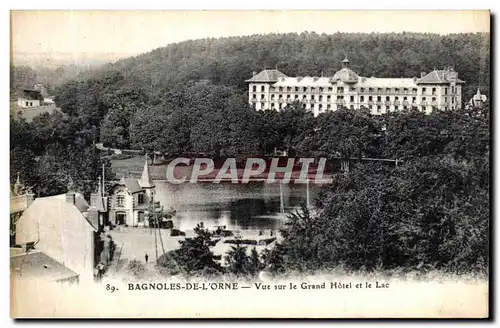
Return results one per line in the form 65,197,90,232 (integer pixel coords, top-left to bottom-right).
10,10,490,65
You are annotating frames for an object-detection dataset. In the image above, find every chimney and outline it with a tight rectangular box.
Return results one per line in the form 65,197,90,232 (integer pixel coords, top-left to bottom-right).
65,192,76,205
252,71,257,77
420,72,426,78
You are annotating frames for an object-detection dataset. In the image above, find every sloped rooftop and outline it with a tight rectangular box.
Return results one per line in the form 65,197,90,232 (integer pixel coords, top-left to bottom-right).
417,70,465,84
245,69,288,83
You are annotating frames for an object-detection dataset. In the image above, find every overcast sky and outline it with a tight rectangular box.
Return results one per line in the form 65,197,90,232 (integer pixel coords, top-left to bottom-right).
11,10,490,62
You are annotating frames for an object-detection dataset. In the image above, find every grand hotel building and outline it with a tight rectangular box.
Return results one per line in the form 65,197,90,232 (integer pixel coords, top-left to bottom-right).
246,58,464,116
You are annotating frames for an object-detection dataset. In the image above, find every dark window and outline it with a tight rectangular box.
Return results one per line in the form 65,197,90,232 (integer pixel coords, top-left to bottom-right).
368,96,372,101
328,87,333,92
261,102,265,108
279,87,283,92
319,95,323,101
252,94,256,99
311,95,315,100
261,94,265,99
445,88,448,95
279,103,282,110
117,196,125,207
386,96,390,101
360,88,365,92
377,96,381,101
327,104,331,109
261,86,265,92
319,87,324,92
350,96,354,102
360,96,364,102
422,87,426,93
138,193,144,205
287,87,292,91
295,87,299,92
303,87,307,92
252,86,256,92
319,104,323,110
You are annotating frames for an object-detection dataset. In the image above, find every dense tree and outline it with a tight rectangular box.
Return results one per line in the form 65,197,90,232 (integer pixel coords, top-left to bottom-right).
159,223,222,276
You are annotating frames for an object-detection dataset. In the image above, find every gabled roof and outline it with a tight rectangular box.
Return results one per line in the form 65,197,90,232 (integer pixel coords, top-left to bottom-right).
122,177,142,194
417,70,465,84
245,69,288,83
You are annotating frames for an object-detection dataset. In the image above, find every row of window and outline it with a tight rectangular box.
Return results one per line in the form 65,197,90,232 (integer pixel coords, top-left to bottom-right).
253,94,457,104
258,103,457,112
115,194,145,207
252,85,457,94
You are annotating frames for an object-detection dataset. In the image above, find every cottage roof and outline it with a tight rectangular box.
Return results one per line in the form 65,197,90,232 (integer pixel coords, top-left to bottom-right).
120,177,143,194
417,70,465,84
245,69,288,83
10,250,79,283
20,89,44,101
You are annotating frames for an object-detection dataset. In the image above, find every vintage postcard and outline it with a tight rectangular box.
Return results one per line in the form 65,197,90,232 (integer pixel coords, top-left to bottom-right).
9,10,490,318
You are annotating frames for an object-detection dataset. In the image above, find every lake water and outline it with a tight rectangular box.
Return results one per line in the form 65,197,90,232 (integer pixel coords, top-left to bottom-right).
153,182,323,231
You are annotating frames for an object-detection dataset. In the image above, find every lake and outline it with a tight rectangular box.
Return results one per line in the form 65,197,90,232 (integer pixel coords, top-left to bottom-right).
153,182,323,231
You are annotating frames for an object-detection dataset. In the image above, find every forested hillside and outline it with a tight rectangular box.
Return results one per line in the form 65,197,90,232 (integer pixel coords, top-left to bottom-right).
112,32,490,99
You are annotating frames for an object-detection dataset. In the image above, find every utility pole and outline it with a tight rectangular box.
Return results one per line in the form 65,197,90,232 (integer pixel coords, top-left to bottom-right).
152,196,158,263
102,164,105,197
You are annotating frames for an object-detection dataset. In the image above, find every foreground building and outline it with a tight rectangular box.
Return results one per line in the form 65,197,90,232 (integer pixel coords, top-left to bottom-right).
246,58,464,116
15,191,99,283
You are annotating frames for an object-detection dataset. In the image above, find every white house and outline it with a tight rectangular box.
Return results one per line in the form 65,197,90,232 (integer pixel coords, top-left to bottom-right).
108,157,157,227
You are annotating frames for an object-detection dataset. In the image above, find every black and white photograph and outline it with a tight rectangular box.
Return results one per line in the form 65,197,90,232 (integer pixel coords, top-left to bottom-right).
8,9,491,318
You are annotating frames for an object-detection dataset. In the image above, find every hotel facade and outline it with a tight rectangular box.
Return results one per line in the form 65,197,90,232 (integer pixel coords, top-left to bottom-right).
246,58,464,116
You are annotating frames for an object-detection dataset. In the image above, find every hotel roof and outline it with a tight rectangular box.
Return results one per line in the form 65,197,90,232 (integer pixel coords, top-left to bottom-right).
417,70,465,84
245,69,288,83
